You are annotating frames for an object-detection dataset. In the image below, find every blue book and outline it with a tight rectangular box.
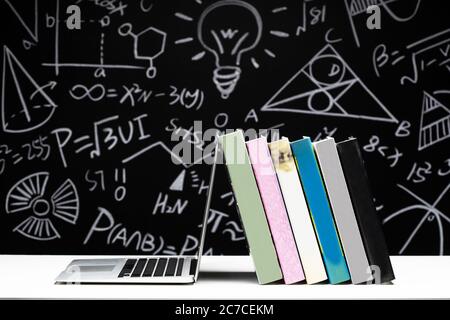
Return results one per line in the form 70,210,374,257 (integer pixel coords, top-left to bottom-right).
291,137,350,284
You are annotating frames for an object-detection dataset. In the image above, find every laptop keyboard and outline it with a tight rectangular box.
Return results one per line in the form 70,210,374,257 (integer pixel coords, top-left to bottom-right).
118,257,195,278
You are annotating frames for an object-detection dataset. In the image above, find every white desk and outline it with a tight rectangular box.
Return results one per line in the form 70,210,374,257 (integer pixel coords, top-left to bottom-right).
0,255,448,299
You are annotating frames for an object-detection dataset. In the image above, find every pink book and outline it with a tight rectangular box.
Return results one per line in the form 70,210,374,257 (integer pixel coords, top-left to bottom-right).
246,137,305,284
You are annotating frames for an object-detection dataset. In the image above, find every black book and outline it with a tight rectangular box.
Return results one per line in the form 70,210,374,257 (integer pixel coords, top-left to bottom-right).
336,138,395,284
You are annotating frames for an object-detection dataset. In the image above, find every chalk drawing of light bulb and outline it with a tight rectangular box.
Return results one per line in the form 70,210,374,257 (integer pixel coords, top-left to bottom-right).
197,0,262,99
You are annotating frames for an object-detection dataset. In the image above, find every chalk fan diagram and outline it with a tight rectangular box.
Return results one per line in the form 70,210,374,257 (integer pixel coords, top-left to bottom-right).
5,172,80,241
261,44,399,124
175,0,292,99
1,46,57,133
418,92,450,151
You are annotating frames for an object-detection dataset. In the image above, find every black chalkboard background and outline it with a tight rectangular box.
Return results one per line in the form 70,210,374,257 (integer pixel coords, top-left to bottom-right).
0,0,449,255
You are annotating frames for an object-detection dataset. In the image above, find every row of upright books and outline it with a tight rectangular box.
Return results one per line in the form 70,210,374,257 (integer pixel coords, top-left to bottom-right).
218,130,395,285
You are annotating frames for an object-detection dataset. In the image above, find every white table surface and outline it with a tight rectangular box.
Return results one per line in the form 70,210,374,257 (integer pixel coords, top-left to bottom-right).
0,255,448,300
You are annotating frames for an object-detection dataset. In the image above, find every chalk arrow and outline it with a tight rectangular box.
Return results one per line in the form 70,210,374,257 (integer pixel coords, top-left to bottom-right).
30,81,57,100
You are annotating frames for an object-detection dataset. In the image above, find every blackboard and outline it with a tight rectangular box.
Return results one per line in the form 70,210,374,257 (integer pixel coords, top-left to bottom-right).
0,0,449,255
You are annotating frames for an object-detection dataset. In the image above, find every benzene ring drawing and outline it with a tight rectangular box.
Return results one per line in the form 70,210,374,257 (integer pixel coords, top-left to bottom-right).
118,23,167,79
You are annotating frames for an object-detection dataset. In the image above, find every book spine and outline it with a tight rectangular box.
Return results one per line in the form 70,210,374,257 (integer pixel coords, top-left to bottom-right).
291,137,350,284
247,138,305,284
269,138,328,284
313,138,372,284
219,131,282,284
336,138,395,284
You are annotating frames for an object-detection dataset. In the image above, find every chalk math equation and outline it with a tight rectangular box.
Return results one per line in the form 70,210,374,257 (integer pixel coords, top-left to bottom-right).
0,0,448,255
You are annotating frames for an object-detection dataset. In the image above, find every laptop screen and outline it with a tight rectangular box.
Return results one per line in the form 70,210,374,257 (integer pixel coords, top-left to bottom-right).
194,143,218,279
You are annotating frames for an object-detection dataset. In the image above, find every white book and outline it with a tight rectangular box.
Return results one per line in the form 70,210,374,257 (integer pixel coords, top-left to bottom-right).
313,137,372,284
268,138,328,284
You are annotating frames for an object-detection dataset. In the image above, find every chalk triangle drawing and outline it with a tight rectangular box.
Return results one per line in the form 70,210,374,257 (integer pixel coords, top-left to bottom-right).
261,44,398,123
170,169,186,192
3,0,38,42
349,0,373,16
418,92,450,151
1,46,57,133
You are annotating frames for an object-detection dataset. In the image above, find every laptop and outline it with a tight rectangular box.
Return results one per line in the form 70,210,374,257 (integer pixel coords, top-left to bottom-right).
55,145,218,285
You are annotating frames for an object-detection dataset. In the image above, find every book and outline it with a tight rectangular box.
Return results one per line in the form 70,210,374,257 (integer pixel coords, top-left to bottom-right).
291,137,350,284
313,138,372,284
246,137,305,284
336,138,395,284
219,130,282,284
268,138,328,284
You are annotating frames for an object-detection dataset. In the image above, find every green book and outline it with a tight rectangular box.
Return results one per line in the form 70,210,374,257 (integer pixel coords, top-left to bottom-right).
219,130,282,284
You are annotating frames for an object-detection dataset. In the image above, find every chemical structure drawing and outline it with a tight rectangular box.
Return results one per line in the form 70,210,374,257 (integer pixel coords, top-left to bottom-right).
118,23,167,79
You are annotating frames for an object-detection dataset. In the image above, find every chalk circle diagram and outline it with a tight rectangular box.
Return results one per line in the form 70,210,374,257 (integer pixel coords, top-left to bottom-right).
5,172,80,241
383,184,450,255
261,44,398,123
1,46,57,133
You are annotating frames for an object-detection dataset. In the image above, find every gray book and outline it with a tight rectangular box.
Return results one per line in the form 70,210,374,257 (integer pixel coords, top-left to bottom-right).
313,137,372,284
